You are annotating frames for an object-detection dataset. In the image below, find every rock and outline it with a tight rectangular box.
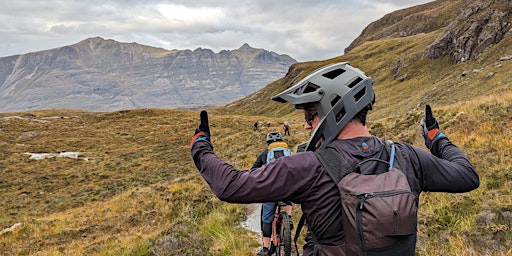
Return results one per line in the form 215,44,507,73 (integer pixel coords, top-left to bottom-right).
501,211,512,224
500,55,512,61
424,0,511,63
485,72,495,78
475,211,497,226
0,223,23,236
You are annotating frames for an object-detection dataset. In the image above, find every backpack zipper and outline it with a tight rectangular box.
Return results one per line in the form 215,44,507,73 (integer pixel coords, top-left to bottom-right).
356,189,414,210
355,190,416,256
356,193,370,256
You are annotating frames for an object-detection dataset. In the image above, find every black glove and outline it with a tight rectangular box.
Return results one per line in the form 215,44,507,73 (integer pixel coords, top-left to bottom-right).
420,104,445,150
189,110,211,148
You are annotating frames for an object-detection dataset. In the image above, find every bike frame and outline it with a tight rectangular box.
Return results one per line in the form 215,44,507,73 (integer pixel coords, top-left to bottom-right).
270,201,292,256
271,205,282,247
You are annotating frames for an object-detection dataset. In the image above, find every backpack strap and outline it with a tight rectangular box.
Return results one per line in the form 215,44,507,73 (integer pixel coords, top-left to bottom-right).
384,140,406,172
314,147,354,183
387,140,396,171
293,148,353,254
384,140,411,188
294,214,306,256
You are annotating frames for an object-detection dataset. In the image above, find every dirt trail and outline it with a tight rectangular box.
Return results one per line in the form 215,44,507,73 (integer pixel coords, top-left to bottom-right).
241,203,262,233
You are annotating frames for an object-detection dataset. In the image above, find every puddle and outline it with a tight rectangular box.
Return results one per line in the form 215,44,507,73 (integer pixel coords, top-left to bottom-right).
241,203,262,233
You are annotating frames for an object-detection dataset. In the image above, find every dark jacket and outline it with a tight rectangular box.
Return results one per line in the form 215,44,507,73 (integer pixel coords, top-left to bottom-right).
191,135,479,255
251,149,268,169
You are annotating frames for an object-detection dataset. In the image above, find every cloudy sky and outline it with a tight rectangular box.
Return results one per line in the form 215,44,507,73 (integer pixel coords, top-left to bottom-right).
0,0,432,62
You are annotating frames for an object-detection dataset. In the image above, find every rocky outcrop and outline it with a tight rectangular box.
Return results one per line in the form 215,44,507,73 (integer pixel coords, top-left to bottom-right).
345,0,511,65
344,0,458,53
0,37,296,112
424,0,511,62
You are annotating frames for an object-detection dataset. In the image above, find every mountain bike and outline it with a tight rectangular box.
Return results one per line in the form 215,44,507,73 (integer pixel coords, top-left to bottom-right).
269,201,293,256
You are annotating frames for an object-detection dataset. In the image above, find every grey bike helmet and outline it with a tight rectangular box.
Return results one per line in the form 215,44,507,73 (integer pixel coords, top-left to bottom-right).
266,131,283,144
272,62,374,151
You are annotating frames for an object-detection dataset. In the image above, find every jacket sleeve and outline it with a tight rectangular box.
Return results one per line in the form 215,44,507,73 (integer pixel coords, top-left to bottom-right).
191,140,316,204
404,137,479,193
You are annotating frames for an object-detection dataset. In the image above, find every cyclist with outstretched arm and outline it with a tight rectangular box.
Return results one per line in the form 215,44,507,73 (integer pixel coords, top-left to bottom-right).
190,62,479,255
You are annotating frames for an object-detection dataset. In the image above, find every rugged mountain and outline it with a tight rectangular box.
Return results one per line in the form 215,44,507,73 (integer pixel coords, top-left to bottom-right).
345,0,511,63
424,0,511,62
344,0,458,53
0,37,296,112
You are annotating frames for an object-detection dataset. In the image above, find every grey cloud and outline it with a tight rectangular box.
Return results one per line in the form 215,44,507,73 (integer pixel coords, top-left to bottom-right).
367,0,433,5
0,0,432,61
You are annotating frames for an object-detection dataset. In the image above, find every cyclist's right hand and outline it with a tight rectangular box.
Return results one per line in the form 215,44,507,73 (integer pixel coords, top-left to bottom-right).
190,110,211,148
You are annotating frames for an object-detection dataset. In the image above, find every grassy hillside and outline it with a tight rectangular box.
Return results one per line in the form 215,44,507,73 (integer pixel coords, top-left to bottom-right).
0,109,311,255
1,3,511,255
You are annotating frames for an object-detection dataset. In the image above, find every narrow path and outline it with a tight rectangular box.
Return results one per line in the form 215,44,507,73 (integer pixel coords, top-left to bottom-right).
241,203,263,254
241,203,261,233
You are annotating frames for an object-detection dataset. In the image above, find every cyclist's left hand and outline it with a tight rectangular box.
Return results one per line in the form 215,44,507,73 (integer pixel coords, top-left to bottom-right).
420,104,445,151
190,110,211,148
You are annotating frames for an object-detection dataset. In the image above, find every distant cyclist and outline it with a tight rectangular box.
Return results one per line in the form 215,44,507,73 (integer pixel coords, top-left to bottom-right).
252,131,293,256
190,62,479,255
283,121,290,136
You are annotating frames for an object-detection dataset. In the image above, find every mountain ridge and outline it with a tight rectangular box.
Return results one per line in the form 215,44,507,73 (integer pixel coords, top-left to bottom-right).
0,37,296,112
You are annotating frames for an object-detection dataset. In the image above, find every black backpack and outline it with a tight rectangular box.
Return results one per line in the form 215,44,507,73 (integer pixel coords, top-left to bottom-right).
295,140,418,256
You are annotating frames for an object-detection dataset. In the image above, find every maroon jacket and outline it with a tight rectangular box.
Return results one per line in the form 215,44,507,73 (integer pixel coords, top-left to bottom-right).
191,135,479,255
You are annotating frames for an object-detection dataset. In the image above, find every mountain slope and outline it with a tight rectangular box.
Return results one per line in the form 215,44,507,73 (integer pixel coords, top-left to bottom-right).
218,0,512,120
0,37,296,112
0,0,511,255
344,0,459,53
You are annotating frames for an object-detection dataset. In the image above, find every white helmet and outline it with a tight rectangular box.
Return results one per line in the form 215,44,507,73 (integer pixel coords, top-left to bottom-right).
272,62,374,151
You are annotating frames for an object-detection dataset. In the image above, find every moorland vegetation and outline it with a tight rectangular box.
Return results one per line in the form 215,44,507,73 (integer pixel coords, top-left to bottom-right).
1,0,511,255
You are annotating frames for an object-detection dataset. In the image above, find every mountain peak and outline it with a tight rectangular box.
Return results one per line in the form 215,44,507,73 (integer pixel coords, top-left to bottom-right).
83,36,106,42
76,36,108,46
238,43,255,51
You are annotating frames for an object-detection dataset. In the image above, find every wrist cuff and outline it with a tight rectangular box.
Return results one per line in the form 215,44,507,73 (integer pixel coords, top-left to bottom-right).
195,137,207,142
189,131,205,148
428,128,442,140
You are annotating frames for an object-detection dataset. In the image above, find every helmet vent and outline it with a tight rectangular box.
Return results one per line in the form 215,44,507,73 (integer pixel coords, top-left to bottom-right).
354,87,366,102
303,82,319,93
347,77,363,88
322,68,346,79
336,107,346,122
330,95,341,107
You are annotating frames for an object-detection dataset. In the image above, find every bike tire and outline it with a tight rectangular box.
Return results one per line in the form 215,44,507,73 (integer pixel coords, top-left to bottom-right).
276,212,292,256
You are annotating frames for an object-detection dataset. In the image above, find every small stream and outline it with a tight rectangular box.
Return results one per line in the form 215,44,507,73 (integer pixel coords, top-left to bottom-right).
240,203,262,234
